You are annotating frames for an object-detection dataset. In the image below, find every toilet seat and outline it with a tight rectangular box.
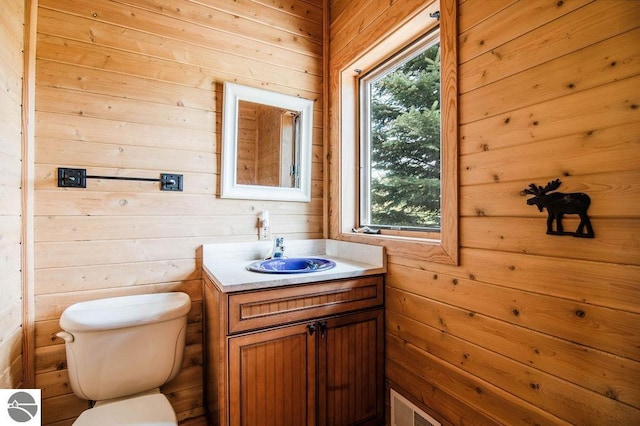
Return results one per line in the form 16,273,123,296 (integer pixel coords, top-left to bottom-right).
72,392,177,426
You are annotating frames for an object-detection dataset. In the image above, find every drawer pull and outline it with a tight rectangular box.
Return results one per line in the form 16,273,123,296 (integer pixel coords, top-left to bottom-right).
307,323,317,335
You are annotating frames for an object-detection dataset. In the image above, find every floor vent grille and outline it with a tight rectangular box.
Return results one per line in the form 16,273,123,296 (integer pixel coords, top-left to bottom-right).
391,389,441,426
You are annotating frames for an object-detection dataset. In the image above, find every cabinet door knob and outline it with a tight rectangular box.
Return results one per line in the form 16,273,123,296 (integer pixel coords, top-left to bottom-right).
319,321,328,337
307,323,317,335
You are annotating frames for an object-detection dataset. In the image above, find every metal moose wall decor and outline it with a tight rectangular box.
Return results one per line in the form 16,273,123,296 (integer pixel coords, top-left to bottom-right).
524,179,594,238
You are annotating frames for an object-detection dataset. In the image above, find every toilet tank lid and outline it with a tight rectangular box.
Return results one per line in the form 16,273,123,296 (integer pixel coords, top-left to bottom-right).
60,292,191,332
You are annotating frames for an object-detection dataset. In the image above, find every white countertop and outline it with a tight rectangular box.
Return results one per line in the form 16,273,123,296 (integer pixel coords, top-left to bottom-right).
202,239,386,293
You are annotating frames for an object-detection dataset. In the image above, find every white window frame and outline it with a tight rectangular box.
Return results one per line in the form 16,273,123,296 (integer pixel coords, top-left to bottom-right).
359,30,442,233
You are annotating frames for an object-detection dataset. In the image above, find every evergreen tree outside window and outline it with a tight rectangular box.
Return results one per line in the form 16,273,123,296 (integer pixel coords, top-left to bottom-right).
359,30,441,232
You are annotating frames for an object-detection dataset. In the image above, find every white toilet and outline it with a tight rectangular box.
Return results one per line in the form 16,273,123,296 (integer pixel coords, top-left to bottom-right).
57,292,191,425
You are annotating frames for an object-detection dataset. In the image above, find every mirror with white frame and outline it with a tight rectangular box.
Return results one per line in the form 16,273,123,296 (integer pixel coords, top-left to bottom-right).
221,82,314,202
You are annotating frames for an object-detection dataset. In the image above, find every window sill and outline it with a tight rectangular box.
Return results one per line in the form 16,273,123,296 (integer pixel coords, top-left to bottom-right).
336,232,458,265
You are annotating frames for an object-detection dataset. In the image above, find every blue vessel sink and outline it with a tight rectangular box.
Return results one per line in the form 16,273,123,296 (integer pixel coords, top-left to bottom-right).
247,257,336,274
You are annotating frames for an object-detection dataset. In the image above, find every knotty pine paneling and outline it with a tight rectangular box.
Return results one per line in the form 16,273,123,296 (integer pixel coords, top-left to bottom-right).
460,74,640,155
458,0,593,64
460,124,640,184
32,0,324,424
461,27,640,125
457,0,515,34
0,0,24,389
329,0,640,424
459,1,638,94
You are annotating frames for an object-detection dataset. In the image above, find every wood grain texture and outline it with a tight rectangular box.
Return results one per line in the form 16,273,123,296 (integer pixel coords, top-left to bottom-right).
0,0,25,390
229,323,315,426
319,309,385,425
32,3,323,418
228,276,383,333
8,0,638,424
205,274,385,426
328,0,458,265
329,0,640,424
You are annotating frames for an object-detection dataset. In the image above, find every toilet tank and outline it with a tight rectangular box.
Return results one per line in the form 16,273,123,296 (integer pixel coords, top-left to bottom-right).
59,292,191,401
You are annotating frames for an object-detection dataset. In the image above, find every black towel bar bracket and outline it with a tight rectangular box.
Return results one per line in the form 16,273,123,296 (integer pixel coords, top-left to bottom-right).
57,167,183,191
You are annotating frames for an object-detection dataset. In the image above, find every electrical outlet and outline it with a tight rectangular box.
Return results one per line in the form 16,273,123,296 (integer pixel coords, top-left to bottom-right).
259,211,271,240
259,227,271,240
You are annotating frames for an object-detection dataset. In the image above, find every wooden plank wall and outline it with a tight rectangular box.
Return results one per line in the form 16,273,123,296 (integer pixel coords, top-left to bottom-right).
237,102,259,185
0,0,25,390
330,0,640,424
256,105,285,187
31,0,323,424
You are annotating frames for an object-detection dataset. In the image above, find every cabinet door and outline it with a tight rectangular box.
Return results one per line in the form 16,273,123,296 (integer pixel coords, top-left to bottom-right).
318,309,384,426
229,322,317,426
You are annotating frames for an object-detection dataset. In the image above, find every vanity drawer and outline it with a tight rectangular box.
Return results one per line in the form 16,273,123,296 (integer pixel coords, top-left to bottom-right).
227,275,383,334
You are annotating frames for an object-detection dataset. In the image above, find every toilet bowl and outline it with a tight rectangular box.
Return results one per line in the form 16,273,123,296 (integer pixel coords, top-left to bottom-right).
72,389,176,425
57,292,191,425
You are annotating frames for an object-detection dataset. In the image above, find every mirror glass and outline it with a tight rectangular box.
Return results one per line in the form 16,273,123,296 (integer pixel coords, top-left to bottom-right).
221,82,314,202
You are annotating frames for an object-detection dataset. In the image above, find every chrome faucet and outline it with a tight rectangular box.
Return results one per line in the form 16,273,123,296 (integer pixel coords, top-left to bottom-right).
266,236,286,259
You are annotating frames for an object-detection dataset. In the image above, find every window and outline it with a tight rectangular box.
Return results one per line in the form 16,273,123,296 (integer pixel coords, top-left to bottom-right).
359,31,441,233
332,1,458,264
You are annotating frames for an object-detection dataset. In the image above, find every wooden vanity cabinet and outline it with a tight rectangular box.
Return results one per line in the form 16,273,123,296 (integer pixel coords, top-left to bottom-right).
203,273,385,426
228,320,317,426
316,308,384,425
